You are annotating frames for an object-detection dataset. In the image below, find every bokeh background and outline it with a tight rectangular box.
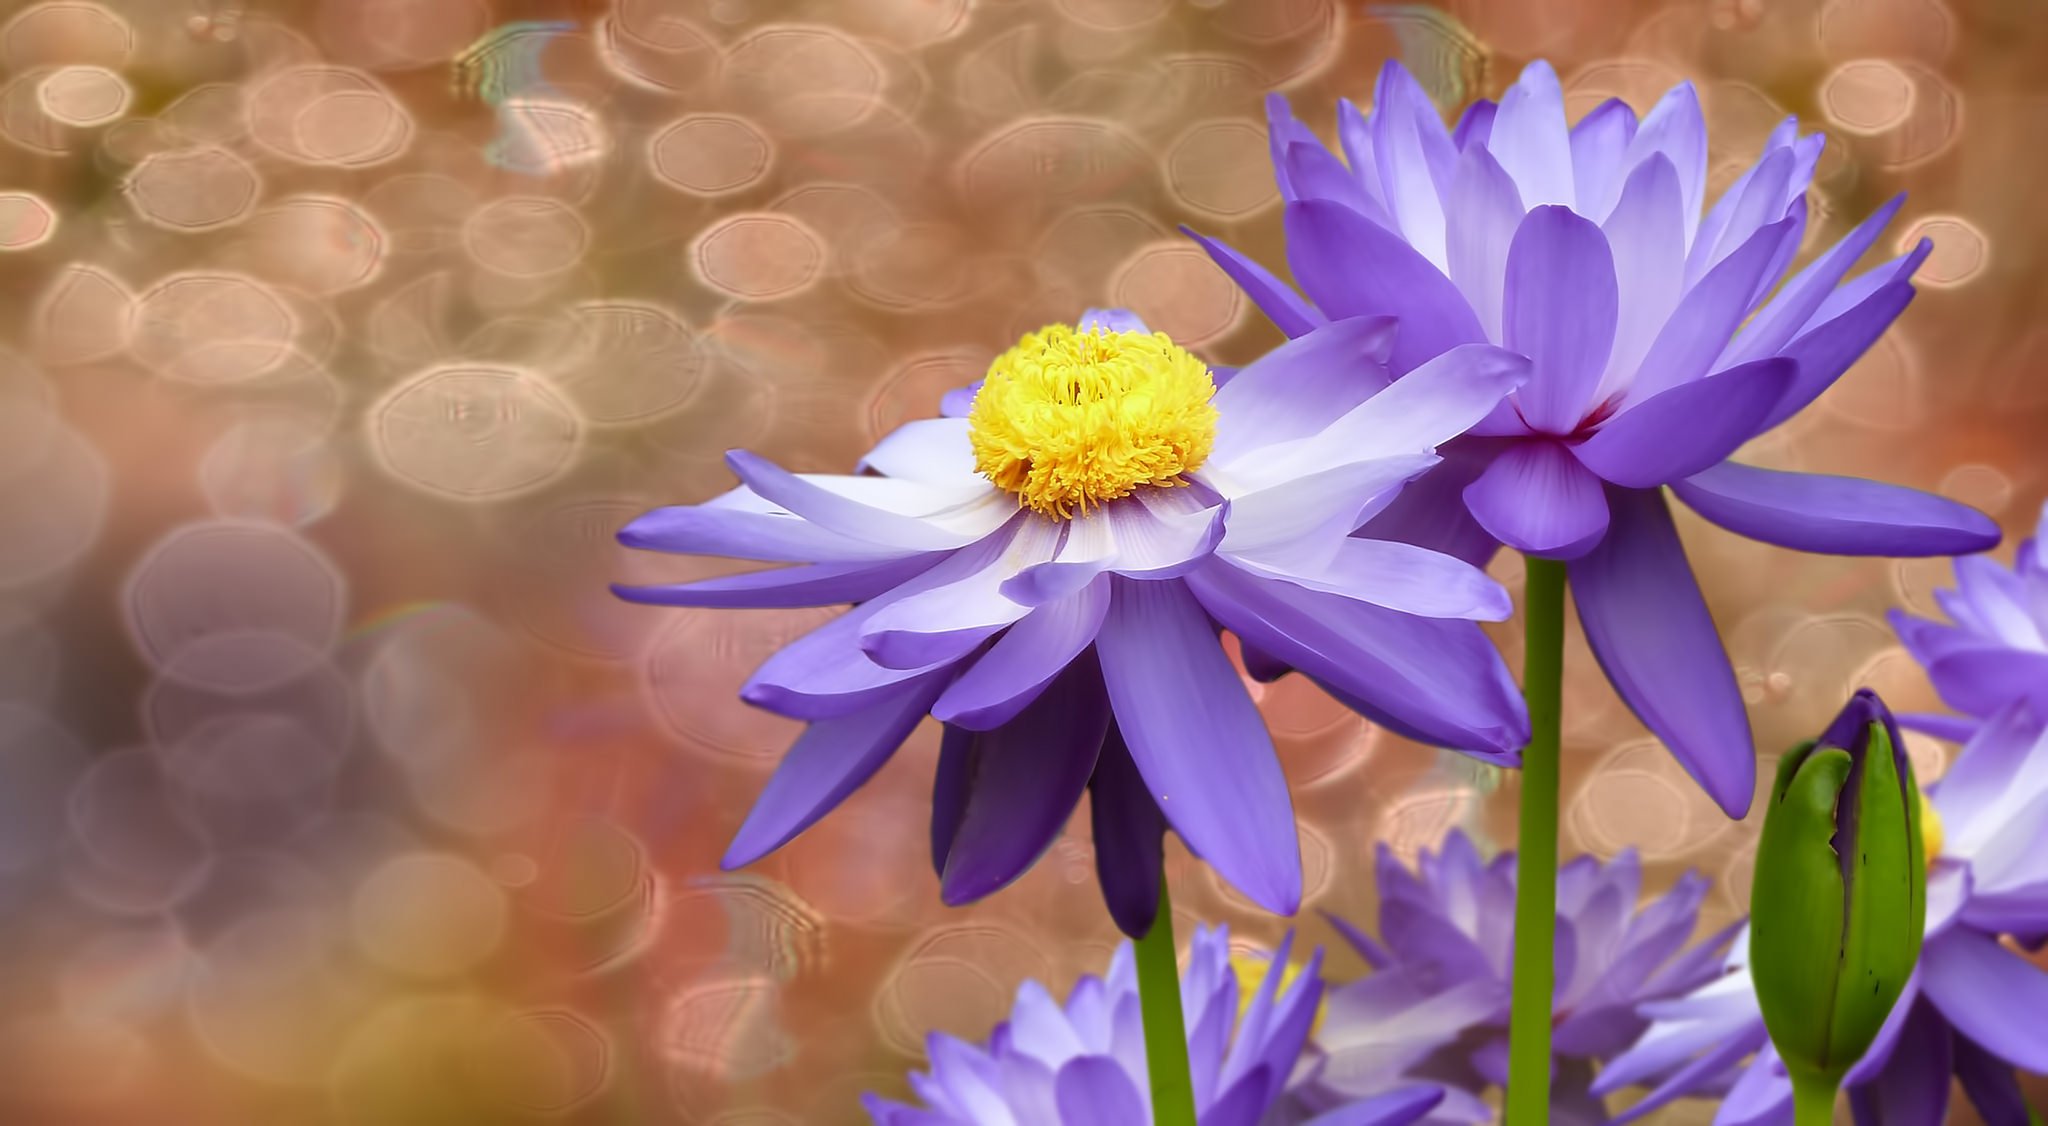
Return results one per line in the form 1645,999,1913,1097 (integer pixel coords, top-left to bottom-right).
0,0,2041,1121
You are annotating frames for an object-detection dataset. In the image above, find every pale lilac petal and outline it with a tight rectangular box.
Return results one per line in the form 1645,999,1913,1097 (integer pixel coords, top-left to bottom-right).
1443,145,1525,341
1670,461,2001,556
1925,651,2048,722
1571,485,1754,816
1755,281,1915,433
1489,60,1574,208
1921,927,2048,1070
939,657,1110,904
940,384,978,417
1354,443,1502,567
1096,578,1301,914
1053,1056,1146,1126
1687,145,1797,286
1569,97,1638,221
1226,537,1511,621
612,554,940,610
857,418,977,482
932,577,1110,730
727,450,1007,550
1184,227,1325,339
1597,155,1687,401
861,517,1062,668
1003,498,1226,605
1006,979,1087,1068
1620,81,1708,239
618,493,912,563
723,677,945,866
1209,316,1396,463
1335,98,1388,210
1090,726,1166,938
1928,703,2048,851
1284,199,1486,374
1079,307,1149,334
1571,358,1796,488
1503,206,1618,432
1625,217,1795,403
1722,194,1907,368
1370,62,1457,268
1217,455,1440,557
1463,440,1610,558
1603,1024,1767,1123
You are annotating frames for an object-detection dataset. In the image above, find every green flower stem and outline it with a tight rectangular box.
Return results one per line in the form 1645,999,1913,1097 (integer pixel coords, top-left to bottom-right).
1791,1073,1840,1126
1506,554,1567,1124
1135,872,1197,1126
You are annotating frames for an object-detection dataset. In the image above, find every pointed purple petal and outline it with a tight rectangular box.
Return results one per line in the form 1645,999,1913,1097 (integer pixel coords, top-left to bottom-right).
1572,357,1796,488
1463,440,1611,559
1209,315,1396,462
1723,194,1907,369
1621,81,1708,234
1626,216,1795,403
1921,926,2048,1070
726,450,996,551
1453,98,1497,150
1282,140,1392,226
1569,97,1639,221
1283,199,1485,374
1599,155,1687,397
1370,60,1457,267
1184,227,1325,339
612,554,942,609
1091,724,1166,938
618,497,911,563
1571,485,1754,816
1490,60,1574,208
1444,144,1525,342
1670,461,2002,557
1504,206,1618,433
1755,281,1916,433
1096,578,1301,915
932,577,1110,730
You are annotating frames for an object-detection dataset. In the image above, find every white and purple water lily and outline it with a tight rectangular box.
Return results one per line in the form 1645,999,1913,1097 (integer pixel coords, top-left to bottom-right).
1601,703,2048,1124
1892,501,2048,745
615,309,1530,934
1192,59,2001,817
864,927,1445,1126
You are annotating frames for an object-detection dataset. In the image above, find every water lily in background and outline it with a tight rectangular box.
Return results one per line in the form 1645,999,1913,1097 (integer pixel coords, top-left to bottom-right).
1287,831,1736,1123
614,309,1530,935
1192,58,2002,814
863,927,1445,1126
1601,701,2048,1124
1891,501,2048,744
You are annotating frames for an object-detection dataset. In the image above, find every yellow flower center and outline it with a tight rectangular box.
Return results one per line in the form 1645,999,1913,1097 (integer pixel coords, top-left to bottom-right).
1229,951,1325,1037
1920,791,1944,868
967,323,1218,518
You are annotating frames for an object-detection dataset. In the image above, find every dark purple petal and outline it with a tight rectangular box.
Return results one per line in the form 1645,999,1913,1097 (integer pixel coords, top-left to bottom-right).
1846,969,1923,1085
1571,485,1754,816
1571,358,1796,488
1910,884,2048,1070
1283,199,1485,374
1723,194,1906,368
1353,441,1503,568
1183,227,1325,339
1096,577,1301,915
1444,145,1525,342
1755,281,1916,433
1503,206,1618,433
611,554,942,609
1844,997,1951,1126
1954,1028,2032,1126
1053,1056,1147,1126
940,655,1111,905
1452,99,1497,151
723,677,945,867
1463,439,1611,559
1671,461,2002,557
1490,60,1574,208
1283,140,1392,227
1201,1065,1274,1126
931,578,1110,730
1569,97,1639,221
1210,315,1396,462
1897,711,1980,743
930,724,973,876
1626,216,1796,403
1090,723,1166,938
1320,908,1393,969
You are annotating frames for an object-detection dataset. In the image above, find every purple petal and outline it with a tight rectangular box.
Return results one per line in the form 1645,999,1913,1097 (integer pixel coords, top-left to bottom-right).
1620,81,1708,236
1603,1022,1769,1123
1688,146,1797,286
1569,97,1639,221
1503,206,1618,433
1452,98,1496,150
618,494,912,563
1897,710,1980,744
1722,194,1907,369
1812,237,1933,330
1954,1029,2032,1126
1091,725,1166,938
932,577,1110,730
1283,199,1485,375
1625,216,1795,403
1201,1065,1274,1126
1670,461,2002,556
1928,703,2044,845
1489,60,1575,209
860,517,1061,668
1227,537,1511,621
1572,357,1796,488
1571,485,1754,816
1053,1056,1147,1126
1353,442,1502,568
1598,155,1687,399
611,554,942,609
1443,145,1525,342
939,384,979,417
1283,140,1393,227
1216,455,1439,560
1845,969,1924,1085
1463,440,1611,558
1922,651,2048,731
1096,578,1301,915
930,724,973,876
723,677,945,867
1370,60,1457,268
1187,560,1528,758
1004,498,1226,605
1184,227,1325,339
726,450,999,551
1754,281,1915,433
1209,315,1397,462
1921,926,2048,1070
857,417,976,482
1320,908,1393,969
1844,998,1951,1126
1334,99,1387,210
1302,1085,1445,1126
940,655,1111,904
1079,307,1150,334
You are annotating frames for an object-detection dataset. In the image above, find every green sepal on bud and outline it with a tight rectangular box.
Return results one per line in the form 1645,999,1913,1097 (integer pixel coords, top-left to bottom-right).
1752,689,1927,1108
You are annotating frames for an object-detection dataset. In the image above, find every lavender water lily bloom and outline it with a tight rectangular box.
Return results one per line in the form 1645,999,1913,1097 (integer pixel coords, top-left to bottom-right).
1602,704,2048,1125
863,927,1445,1126
1891,501,2048,744
1292,831,1735,1123
1194,59,2001,816
615,309,1531,934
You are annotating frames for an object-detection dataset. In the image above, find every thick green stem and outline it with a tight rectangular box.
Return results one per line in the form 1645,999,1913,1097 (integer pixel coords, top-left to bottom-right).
1791,1073,1839,1126
1506,555,1567,1124
1134,874,1197,1126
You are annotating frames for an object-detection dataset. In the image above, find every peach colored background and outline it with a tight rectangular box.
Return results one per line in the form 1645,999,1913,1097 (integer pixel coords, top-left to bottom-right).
0,0,2040,1121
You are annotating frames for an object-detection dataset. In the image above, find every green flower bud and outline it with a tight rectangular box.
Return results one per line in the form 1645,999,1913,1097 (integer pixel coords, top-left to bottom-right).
1752,689,1927,1105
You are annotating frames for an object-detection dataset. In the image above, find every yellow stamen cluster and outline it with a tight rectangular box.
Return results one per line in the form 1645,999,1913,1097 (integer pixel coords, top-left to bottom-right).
967,323,1217,518
1920,790,1944,867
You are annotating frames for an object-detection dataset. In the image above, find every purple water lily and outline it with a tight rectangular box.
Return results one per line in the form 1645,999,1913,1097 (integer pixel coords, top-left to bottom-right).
863,927,1445,1126
1193,58,2001,816
1288,831,1735,1123
615,309,1531,934
1891,501,2048,745
1602,703,2048,1124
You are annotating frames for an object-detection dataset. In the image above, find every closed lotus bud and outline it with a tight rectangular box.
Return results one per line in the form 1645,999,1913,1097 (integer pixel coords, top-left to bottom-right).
1751,689,1927,1118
